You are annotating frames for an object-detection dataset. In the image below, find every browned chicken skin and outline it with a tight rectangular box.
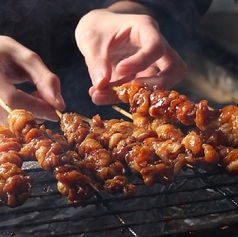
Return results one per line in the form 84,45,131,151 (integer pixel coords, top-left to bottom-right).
1,82,238,207
0,124,32,207
8,109,95,204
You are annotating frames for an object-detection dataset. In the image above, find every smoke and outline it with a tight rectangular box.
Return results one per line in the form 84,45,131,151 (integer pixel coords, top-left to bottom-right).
0,0,37,23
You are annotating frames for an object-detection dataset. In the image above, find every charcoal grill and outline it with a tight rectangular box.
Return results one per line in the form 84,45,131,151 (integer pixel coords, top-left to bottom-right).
0,160,238,237
2,49,238,236
1,40,238,237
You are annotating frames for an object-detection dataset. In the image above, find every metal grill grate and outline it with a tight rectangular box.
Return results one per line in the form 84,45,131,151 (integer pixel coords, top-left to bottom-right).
1,162,238,237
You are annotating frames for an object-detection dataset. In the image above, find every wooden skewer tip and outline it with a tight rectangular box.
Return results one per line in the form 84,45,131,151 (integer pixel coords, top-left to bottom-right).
89,182,100,193
0,98,12,114
79,115,91,124
112,105,132,120
55,109,63,119
186,163,194,169
163,175,169,180
232,97,238,105
111,86,118,92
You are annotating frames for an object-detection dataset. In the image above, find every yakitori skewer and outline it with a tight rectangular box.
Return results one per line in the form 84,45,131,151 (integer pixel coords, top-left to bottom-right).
111,83,238,172
111,105,133,120
0,99,96,204
56,110,171,184
0,98,32,207
55,109,138,197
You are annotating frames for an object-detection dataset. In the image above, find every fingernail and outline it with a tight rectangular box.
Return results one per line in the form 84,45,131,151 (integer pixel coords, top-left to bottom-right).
55,92,66,109
93,70,104,88
43,111,59,122
93,93,112,105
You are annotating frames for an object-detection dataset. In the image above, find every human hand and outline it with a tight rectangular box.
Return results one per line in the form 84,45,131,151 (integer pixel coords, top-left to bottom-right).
0,36,65,125
75,8,188,105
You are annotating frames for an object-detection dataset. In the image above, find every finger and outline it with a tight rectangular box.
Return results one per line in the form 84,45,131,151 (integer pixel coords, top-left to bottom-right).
21,90,59,121
0,73,58,121
134,58,188,90
122,42,187,90
2,37,66,111
75,26,112,89
116,21,165,76
88,73,137,105
133,42,188,89
89,86,121,105
86,56,112,90
155,44,188,89
12,90,59,121
13,51,66,111
135,65,158,78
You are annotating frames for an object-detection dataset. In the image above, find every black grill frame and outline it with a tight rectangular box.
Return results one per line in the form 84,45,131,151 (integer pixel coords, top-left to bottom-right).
1,162,238,237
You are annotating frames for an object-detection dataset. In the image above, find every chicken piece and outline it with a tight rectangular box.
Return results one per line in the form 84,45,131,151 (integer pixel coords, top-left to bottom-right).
0,124,32,207
116,82,221,130
78,135,137,197
217,105,238,147
60,112,90,148
7,109,95,204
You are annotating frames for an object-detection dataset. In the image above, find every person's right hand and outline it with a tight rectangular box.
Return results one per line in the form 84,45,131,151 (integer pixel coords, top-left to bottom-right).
0,36,65,125
75,8,188,106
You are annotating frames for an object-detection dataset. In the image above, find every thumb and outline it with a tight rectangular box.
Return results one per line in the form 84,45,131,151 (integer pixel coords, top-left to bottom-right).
85,56,111,90
33,72,66,111
15,51,66,111
75,25,111,89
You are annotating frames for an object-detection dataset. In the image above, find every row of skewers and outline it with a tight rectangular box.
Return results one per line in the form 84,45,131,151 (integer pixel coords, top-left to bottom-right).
1,82,238,207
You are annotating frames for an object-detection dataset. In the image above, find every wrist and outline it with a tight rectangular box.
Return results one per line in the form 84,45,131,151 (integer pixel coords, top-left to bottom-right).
106,1,154,16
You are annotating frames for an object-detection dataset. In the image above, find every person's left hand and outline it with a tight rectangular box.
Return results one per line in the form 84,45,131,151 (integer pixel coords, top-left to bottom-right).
75,9,188,105
0,36,65,125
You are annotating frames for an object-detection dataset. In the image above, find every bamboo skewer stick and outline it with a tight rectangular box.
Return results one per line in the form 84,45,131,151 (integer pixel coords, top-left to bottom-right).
111,86,118,92
186,163,194,169
232,97,238,105
55,109,63,119
0,98,12,114
111,86,133,119
112,105,133,120
76,114,91,124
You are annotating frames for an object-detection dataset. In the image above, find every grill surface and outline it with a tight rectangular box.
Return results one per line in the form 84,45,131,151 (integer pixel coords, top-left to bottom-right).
1,161,238,237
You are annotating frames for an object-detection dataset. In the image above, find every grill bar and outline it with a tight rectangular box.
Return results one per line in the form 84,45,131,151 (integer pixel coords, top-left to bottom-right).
0,163,238,236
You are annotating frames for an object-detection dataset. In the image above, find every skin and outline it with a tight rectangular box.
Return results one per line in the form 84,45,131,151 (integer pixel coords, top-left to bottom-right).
0,36,65,125
75,1,188,105
0,1,188,124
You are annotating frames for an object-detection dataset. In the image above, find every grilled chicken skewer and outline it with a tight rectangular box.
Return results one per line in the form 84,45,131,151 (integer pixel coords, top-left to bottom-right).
0,99,95,204
0,123,32,207
113,82,221,130
58,111,182,186
113,82,238,172
57,111,138,197
0,78,237,207
56,108,224,187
